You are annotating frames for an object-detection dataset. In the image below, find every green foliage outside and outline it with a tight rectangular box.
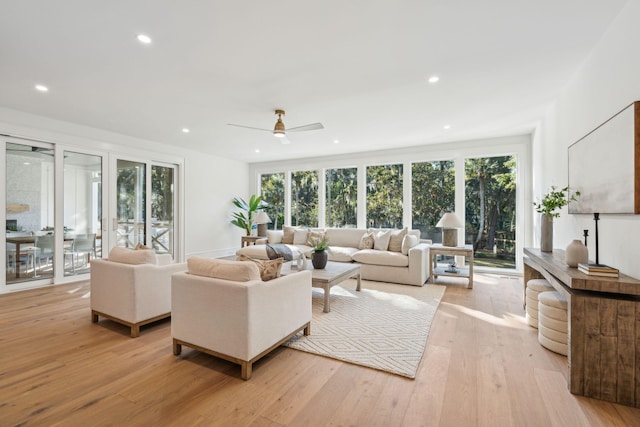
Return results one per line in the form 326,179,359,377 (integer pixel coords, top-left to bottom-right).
326,168,357,227
366,164,403,228
291,170,318,227
465,155,516,267
412,161,455,241
117,162,146,222
151,166,174,221
261,173,285,229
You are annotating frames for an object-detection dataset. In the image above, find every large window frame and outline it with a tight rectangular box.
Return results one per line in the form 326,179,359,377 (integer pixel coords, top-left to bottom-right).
252,136,530,273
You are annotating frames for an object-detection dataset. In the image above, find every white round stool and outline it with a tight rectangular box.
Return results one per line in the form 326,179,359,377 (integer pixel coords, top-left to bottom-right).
537,291,568,356
525,279,554,328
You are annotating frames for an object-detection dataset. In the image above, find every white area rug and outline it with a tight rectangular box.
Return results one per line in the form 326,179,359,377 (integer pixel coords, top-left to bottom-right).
284,279,445,379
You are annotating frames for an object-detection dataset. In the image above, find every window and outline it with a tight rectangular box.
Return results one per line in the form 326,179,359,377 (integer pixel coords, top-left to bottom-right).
151,165,174,256
326,167,357,228
366,164,403,228
291,170,318,227
412,161,455,241
465,155,516,268
260,173,285,230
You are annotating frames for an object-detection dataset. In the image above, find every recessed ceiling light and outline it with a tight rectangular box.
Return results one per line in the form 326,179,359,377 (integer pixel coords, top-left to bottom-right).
181,128,190,133
137,34,152,44
35,84,48,92
255,149,260,153
333,140,340,144
443,124,451,130
428,76,440,84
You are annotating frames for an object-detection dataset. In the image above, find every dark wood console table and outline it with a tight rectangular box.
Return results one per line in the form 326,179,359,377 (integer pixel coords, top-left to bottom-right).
524,248,640,407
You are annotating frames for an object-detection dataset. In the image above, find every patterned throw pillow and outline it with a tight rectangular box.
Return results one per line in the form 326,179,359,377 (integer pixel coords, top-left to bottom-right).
282,225,297,244
134,242,151,250
388,227,408,252
358,232,375,249
239,255,283,281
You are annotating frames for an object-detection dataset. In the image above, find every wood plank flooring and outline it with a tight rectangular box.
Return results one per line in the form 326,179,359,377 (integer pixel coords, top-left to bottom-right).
2,274,640,426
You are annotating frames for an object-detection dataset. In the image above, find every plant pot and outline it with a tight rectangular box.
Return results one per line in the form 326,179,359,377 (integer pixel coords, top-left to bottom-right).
541,214,553,252
311,250,328,269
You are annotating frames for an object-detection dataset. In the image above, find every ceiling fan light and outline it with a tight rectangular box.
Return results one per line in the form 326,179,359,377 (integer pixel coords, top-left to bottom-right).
273,116,286,137
273,130,286,138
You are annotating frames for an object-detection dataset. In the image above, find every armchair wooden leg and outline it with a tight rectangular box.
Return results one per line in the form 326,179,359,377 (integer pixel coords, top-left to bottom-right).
91,311,99,323
130,324,140,338
241,361,252,380
173,339,182,355
304,322,311,336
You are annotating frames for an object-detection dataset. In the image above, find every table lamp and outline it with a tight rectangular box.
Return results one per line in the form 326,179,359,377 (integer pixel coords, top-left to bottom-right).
253,211,271,237
436,212,463,247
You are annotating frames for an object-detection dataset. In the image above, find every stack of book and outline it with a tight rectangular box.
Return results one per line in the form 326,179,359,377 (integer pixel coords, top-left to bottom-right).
577,263,619,277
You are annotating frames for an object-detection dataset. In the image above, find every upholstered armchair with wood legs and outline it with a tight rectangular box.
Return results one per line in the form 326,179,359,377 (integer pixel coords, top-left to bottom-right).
171,257,312,380
90,247,187,337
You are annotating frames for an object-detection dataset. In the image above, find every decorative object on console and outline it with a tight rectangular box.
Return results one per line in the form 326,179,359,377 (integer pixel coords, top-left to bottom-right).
253,211,271,237
578,262,619,278
583,229,589,246
533,186,580,252
435,212,463,247
230,194,267,236
565,239,588,268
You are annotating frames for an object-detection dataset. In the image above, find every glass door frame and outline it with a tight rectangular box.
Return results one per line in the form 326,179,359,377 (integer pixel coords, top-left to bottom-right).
108,154,182,260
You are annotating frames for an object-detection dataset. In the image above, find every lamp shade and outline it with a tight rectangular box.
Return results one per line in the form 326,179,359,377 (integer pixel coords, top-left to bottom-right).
436,212,463,229
253,211,272,224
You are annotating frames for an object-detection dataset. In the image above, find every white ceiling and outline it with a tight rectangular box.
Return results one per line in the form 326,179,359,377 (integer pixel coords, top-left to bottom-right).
0,1,628,163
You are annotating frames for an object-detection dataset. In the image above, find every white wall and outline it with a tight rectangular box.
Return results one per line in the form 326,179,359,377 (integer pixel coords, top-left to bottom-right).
533,0,640,278
0,108,249,284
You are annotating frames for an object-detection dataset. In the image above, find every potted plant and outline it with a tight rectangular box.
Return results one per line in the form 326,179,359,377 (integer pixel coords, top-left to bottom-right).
533,186,579,252
230,195,268,236
309,235,330,269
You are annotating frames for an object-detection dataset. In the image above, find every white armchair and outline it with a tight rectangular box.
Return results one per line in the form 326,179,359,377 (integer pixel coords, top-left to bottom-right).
171,257,312,380
90,248,187,337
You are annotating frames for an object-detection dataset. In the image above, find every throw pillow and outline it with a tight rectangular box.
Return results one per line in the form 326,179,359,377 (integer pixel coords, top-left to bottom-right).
358,231,375,249
293,228,310,245
282,225,297,244
134,242,151,250
109,246,157,265
188,257,261,281
266,230,283,244
373,229,392,251
401,234,419,255
388,227,408,252
306,230,326,246
239,255,284,281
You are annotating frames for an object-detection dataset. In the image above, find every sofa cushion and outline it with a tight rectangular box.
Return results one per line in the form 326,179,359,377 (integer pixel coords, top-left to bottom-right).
188,257,261,281
373,229,392,251
388,227,408,252
324,228,367,248
328,246,359,262
306,230,326,246
239,256,284,281
351,249,409,267
266,230,283,244
358,231,375,249
282,225,297,244
401,234,419,255
109,246,158,265
352,249,409,267
293,228,309,245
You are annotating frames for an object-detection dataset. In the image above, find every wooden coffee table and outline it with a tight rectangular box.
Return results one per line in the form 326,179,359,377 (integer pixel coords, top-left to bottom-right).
282,261,361,313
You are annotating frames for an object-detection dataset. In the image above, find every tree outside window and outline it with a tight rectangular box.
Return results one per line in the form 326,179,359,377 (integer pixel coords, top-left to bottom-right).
291,170,318,227
366,164,403,228
326,167,357,228
412,161,455,241
260,173,285,230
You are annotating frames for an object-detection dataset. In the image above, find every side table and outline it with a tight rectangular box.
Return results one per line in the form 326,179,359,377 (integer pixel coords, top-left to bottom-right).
429,244,474,288
240,236,265,248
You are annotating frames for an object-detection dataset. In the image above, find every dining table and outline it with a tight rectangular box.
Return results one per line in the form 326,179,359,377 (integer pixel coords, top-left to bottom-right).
6,235,74,278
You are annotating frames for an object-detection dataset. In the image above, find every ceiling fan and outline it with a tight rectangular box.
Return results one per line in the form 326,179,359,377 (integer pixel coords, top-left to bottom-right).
228,110,324,143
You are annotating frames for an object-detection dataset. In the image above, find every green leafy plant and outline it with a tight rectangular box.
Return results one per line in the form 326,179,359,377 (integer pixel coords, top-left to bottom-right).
533,186,580,218
231,195,268,236
309,235,330,252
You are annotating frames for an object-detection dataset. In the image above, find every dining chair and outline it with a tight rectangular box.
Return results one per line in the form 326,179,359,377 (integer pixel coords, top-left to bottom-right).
72,233,97,269
33,235,55,277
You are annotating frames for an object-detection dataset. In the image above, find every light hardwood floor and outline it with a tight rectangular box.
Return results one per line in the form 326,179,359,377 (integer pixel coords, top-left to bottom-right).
2,274,639,426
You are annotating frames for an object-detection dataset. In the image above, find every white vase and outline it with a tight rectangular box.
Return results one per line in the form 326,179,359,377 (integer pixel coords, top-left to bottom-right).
565,239,588,267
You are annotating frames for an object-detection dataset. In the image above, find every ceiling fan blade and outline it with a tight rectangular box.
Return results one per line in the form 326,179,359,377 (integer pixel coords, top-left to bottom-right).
227,123,272,132
286,122,324,132
280,135,291,145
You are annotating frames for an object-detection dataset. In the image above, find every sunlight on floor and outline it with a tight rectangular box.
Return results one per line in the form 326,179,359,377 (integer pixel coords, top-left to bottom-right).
442,302,529,329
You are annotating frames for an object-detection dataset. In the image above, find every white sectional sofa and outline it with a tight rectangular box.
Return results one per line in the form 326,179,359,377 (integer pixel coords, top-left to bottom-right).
236,227,431,286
